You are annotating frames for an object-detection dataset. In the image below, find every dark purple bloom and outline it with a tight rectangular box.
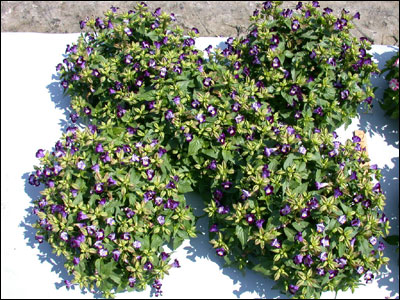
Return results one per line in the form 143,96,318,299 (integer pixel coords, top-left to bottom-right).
217,133,226,144
216,248,226,256
280,204,291,216
165,109,174,121
312,1,320,7
264,147,275,157
157,215,165,225
354,12,360,19
303,254,313,267
165,198,179,210
327,57,336,66
364,270,374,283
221,181,232,190
289,284,299,294
307,197,319,209
295,232,304,242
378,241,385,251
316,223,325,233
320,237,330,247
319,252,328,261
210,224,219,232
337,215,347,225
94,182,104,194
272,57,280,68
77,211,88,221
245,213,255,224
146,169,155,181
293,254,303,265
300,208,310,219
291,19,300,31
334,188,343,198
328,270,338,279
315,182,328,190
203,77,212,87
341,89,349,100
264,185,274,196
231,102,241,112
208,160,217,170
241,189,251,200
254,219,265,230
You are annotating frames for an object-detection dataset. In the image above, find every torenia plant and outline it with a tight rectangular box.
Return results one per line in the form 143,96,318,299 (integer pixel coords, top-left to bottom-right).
216,1,379,131
380,51,399,119
28,1,390,299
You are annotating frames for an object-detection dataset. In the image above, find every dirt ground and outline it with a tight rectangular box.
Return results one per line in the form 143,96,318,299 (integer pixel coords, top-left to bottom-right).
1,1,399,45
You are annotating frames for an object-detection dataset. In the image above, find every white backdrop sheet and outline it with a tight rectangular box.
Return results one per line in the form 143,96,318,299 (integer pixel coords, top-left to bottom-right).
1,33,399,299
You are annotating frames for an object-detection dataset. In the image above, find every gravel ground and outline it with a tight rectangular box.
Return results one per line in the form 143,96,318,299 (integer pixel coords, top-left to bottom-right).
1,1,399,45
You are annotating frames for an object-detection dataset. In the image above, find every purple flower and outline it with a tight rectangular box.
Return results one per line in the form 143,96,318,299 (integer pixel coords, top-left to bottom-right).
210,224,219,232
76,160,86,170
334,188,343,198
146,169,155,181
241,189,251,200
184,133,193,142
272,57,280,68
77,211,88,221
217,133,226,144
315,182,328,190
320,237,330,247
337,215,347,225
157,215,165,225
280,204,291,216
270,239,281,248
378,241,385,251
264,185,274,196
172,259,181,268
207,105,217,117
221,181,232,190
35,235,44,243
133,240,141,249
94,182,104,194
235,114,244,124
165,109,174,121
264,147,275,157
111,249,121,262
293,254,303,265
300,208,310,219
327,57,336,66
216,248,226,256
203,77,212,87
357,266,364,274
351,218,361,227
303,254,313,267
295,232,304,242
319,252,328,261
369,236,377,246
289,284,299,295
316,223,325,233
364,270,374,283
291,19,300,31
255,219,265,229
208,160,217,170
245,213,255,224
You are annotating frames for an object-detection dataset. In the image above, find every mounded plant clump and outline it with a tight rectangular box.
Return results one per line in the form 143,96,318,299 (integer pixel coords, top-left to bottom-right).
379,51,399,119
28,2,390,299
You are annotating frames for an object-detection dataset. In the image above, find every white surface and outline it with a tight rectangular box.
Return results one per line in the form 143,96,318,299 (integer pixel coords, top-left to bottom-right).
1,33,398,299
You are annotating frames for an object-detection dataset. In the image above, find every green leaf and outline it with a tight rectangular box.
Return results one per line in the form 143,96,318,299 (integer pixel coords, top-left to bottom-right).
284,227,296,242
235,225,247,248
338,242,345,257
172,236,184,250
283,153,296,170
188,136,203,157
202,148,219,159
222,150,234,163
151,235,163,250
293,182,308,195
178,180,193,193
